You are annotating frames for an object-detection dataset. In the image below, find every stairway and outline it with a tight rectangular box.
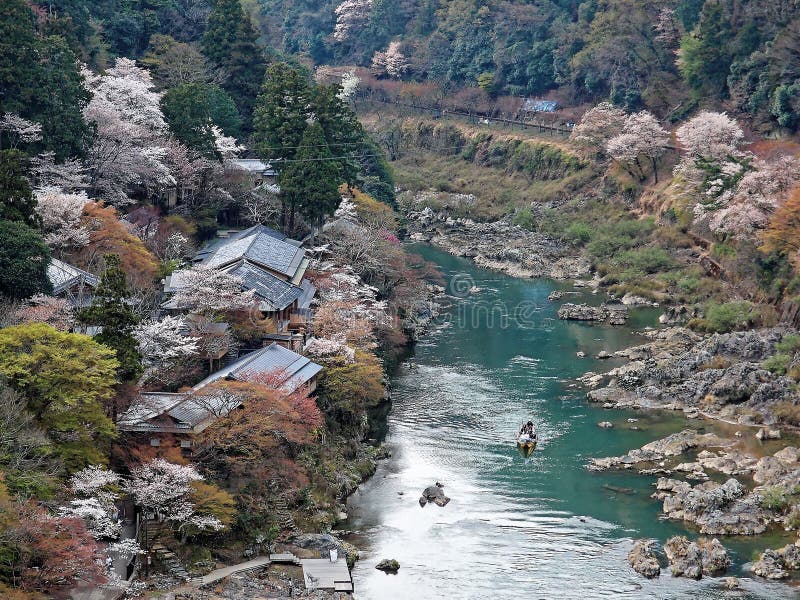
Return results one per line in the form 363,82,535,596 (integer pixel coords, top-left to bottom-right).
268,480,298,534
151,543,190,581
273,496,298,533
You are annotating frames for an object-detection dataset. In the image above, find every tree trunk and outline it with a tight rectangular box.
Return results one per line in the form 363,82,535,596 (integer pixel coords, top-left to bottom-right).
651,156,659,184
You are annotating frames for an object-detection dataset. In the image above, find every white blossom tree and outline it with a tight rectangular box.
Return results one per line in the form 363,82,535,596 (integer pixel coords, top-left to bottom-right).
0,113,42,148
337,70,361,101
133,315,200,368
606,111,670,182
124,458,223,533
333,0,372,42
82,59,173,205
384,41,409,79
34,187,91,254
60,465,123,540
31,152,88,191
675,111,744,161
571,102,627,154
167,267,256,313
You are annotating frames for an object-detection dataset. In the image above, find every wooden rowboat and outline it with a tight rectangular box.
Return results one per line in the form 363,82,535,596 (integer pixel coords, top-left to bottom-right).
517,435,537,457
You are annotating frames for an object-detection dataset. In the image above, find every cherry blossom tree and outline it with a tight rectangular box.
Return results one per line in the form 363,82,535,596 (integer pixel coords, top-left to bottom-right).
133,315,200,368
34,187,91,254
333,0,372,42
333,196,359,222
124,458,224,533
0,113,42,148
166,267,256,313
31,152,87,191
705,156,800,235
82,59,173,205
571,102,627,154
304,336,356,364
212,125,243,158
384,42,410,79
675,111,744,161
606,111,669,182
337,70,360,101
59,465,122,540
13,294,75,331
240,183,280,226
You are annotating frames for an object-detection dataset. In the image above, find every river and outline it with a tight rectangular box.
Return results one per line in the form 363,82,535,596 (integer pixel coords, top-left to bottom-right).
345,244,797,600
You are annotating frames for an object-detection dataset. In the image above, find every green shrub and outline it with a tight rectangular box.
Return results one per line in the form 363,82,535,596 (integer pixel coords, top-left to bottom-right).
700,301,757,333
564,222,592,245
513,206,535,230
616,248,676,274
776,335,800,354
758,486,789,511
774,401,800,426
763,353,791,375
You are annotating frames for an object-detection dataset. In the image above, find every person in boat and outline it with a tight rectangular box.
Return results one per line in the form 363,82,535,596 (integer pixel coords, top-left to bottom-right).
519,421,536,439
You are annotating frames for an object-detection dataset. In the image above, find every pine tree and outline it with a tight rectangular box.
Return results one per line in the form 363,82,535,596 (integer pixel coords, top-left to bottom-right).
202,0,266,126
253,64,313,163
279,122,341,233
0,221,52,299
309,84,365,185
33,36,92,161
0,0,38,115
0,150,39,226
161,83,242,158
79,255,142,384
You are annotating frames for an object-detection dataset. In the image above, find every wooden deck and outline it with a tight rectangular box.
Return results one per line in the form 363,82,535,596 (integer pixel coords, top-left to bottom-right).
301,558,353,593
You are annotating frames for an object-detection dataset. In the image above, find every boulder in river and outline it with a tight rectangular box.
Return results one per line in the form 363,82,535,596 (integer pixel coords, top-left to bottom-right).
664,536,703,579
597,421,614,429
663,536,729,578
419,482,450,507
756,428,781,441
628,540,661,578
375,559,400,573
752,549,789,579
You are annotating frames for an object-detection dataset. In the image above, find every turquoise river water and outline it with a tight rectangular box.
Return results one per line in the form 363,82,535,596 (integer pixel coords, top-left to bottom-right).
345,244,798,600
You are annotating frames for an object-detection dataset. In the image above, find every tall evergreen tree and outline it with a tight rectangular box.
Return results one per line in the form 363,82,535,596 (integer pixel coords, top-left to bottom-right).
0,221,52,300
79,255,142,384
202,0,266,125
679,1,734,98
253,63,312,162
310,84,365,185
34,36,92,160
0,0,38,115
0,150,38,226
161,82,242,157
279,122,341,233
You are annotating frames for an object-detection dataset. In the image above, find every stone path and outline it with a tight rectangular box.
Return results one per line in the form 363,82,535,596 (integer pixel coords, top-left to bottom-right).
193,556,273,586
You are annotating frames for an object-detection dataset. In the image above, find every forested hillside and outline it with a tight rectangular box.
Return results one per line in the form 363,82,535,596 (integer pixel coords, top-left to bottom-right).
251,0,799,130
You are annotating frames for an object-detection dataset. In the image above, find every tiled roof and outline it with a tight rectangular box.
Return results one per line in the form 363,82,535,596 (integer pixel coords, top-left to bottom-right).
163,261,307,312
118,390,242,433
196,225,305,279
222,260,304,311
47,258,100,295
193,343,322,393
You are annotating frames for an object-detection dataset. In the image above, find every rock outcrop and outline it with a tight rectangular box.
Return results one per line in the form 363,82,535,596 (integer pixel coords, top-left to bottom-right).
419,482,450,507
557,303,628,325
583,326,798,425
375,559,400,573
628,540,661,578
403,205,590,280
663,536,730,578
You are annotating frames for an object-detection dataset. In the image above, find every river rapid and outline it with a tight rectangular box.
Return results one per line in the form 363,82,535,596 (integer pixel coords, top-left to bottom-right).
345,244,797,600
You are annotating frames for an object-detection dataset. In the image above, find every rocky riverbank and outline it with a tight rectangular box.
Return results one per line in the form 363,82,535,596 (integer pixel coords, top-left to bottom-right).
582,326,799,426
402,204,590,280
580,324,800,583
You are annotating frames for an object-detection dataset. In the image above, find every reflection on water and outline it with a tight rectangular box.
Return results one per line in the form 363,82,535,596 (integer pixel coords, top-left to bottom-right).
346,245,797,600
